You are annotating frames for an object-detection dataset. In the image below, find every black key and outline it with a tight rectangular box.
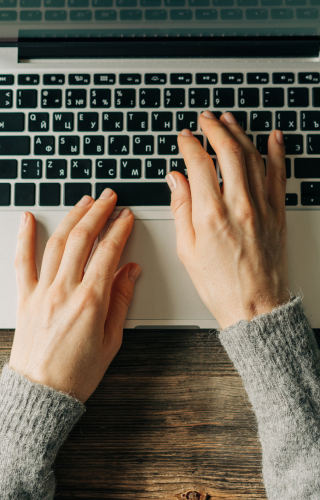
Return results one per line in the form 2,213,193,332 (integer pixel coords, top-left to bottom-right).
53,112,74,132
59,136,80,155
239,88,259,107
189,88,209,108
145,159,166,178
41,89,62,108
108,135,129,155
246,8,268,18
64,182,92,206
170,73,192,84
194,134,204,147
164,89,185,108
120,159,141,178
213,0,233,4
139,89,160,108
0,160,17,178
152,112,173,131
18,74,39,85
95,9,117,19
0,90,12,108
263,88,284,107
170,9,193,20
298,72,320,84
256,135,269,155
206,139,216,156
0,136,30,155
20,9,42,19
95,182,171,206
307,135,320,154
46,159,67,179
83,136,104,155
45,9,67,19
297,7,319,19
271,8,293,18
286,193,298,206
284,134,303,155
158,135,178,155
66,89,86,108
196,73,218,84
276,111,297,130
0,75,14,85
313,88,320,107
21,159,42,179
69,74,90,85
0,11,17,20
115,89,135,108
301,182,320,205
222,73,243,84
34,136,55,155
228,111,247,130
71,159,92,178
43,74,65,85
94,74,116,85
221,8,243,19
273,72,294,84
295,158,320,178
95,159,116,179
247,73,269,84
285,158,291,179
288,88,309,107
133,135,154,155
0,113,24,132
39,183,60,206
170,158,188,177
119,74,141,85
28,112,49,132
102,112,123,131
0,183,10,205
176,111,197,131
301,111,320,131
77,112,98,132
127,112,148,131
14,183,35,206
90,89,111,108
145,10,167,20
214,88,234,107
251,111,272,131
17,89,37,108
144,74,166,85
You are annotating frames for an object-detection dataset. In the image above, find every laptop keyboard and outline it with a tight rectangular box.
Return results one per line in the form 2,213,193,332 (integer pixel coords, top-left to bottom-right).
0,69,320,208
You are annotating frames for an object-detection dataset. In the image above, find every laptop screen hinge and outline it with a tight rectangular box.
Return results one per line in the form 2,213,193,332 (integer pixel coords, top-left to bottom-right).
13,38,320,60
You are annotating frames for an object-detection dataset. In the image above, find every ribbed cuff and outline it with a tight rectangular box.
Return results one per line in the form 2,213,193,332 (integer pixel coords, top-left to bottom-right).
0,364,85,463
218,295,320,416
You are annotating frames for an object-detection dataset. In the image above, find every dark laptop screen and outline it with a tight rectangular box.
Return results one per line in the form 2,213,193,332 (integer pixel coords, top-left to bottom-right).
0,1,319,42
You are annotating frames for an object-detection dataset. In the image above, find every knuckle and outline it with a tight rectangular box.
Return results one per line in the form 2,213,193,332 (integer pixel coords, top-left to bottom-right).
221,138,243,156
14,253,32,270
188,150,210,165
114,283,133,309
46,235,65,252
236,203,256,225
99,237,119,254
171,194,190,219
247,150,263,166
69,225,91,243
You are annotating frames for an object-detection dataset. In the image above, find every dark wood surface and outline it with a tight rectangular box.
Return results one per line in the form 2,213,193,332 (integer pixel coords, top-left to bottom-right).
0,327,272,500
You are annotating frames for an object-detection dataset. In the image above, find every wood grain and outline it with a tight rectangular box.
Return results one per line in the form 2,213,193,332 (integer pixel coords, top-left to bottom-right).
0,327,275,499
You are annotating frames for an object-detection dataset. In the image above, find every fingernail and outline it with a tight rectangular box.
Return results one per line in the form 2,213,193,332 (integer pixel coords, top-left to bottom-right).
166,173,177,192
202,110,214,119
99,188,114,199
20,212,28,226
180,129,193,137
128,265,141,284
276,130,284,145
77,195,92,207
223,112,237,124
118,208,131,218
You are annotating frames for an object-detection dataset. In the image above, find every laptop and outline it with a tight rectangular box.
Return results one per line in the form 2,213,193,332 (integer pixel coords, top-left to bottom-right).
0,1,320,329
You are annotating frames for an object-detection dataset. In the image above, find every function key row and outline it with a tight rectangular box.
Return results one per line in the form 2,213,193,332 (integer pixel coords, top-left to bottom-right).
1,72,319,86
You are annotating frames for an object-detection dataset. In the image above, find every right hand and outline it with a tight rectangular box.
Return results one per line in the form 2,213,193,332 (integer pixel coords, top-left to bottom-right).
166,111,291,330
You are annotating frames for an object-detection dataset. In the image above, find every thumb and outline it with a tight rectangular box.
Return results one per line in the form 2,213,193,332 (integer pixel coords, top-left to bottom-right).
104,263,141,347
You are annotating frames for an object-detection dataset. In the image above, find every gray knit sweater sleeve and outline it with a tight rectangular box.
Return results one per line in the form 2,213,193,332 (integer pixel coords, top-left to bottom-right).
0,364,85,499
219,294,320,500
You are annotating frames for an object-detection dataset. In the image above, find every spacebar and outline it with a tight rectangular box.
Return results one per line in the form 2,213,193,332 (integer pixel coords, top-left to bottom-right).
96,182,171,206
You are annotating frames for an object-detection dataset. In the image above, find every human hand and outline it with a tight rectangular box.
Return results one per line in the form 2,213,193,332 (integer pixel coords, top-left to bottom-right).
166,111,291,330
9,189,141,402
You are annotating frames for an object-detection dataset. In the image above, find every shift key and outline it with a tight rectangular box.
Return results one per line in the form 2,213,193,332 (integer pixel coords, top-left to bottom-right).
0,136,30,155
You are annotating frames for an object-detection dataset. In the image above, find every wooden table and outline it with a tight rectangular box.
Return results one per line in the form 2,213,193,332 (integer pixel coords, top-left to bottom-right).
2,325,293,500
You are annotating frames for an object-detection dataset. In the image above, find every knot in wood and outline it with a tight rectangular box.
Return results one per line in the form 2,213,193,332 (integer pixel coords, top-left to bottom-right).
182,491,202,500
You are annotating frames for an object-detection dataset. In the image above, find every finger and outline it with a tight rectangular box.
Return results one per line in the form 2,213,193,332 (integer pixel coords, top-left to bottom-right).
55,188,118,286
220,112,268,214
198,111,251,206
81,208,134,299
103,263,141,353
266,130,287,214
15,212,38,296
166,171,195,253
40,194,95,287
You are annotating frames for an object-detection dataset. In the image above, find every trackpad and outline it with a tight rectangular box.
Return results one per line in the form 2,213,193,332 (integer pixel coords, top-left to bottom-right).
99,219,213,321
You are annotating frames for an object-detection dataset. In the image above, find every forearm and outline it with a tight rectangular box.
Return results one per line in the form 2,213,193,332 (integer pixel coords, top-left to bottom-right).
0,365,85,500
219,294,320,500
